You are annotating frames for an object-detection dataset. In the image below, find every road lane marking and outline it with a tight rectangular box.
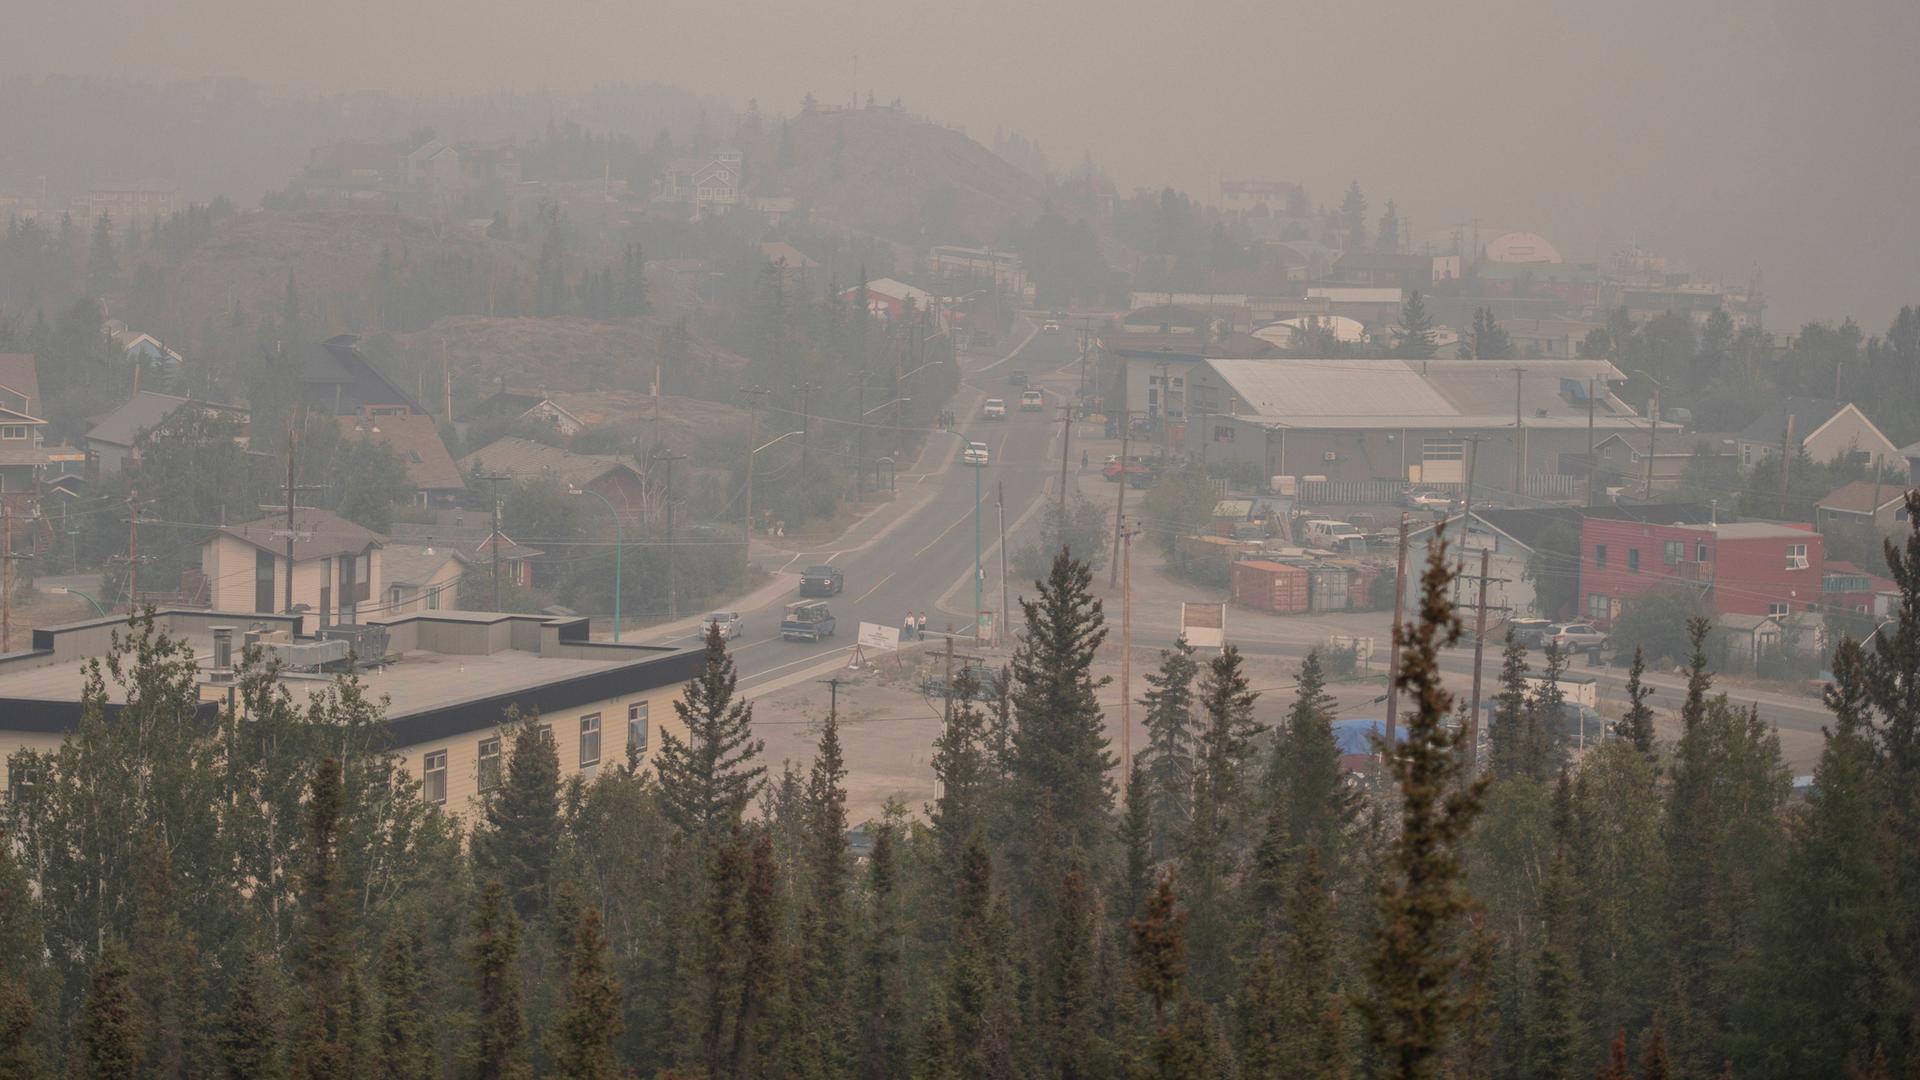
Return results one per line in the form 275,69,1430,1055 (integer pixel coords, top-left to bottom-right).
854,571,897,604
739,645,854,684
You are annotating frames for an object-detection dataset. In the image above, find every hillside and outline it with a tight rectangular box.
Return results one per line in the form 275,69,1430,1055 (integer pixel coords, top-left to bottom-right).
744,107,1066,251
399,314,749,399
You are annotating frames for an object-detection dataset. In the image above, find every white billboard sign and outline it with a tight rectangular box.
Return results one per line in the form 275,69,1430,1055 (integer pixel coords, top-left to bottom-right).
857,622,901,653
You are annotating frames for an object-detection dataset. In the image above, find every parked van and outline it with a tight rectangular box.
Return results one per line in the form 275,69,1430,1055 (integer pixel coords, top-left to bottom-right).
1303,519,1365,550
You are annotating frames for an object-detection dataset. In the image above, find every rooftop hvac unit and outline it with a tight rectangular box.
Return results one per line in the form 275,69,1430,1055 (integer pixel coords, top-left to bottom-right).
1323,450,1337,461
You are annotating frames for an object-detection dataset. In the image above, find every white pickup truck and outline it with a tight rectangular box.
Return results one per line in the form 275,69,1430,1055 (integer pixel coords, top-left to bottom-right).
983,398,1006,419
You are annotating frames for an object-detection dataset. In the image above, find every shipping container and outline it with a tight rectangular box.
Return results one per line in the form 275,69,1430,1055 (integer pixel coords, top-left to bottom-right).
1230,560,1311,614
1308,565,1350,613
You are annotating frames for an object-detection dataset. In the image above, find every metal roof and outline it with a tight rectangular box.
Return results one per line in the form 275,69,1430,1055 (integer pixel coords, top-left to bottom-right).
1208,358,1638,430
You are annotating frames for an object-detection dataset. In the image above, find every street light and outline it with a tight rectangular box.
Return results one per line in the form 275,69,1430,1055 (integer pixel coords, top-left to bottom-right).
862,396,911,418
744,431,806,577
899,358,946,381
568,485,622,641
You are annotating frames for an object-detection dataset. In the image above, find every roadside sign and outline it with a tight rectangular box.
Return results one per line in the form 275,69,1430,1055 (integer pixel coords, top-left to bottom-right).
857,622,901,653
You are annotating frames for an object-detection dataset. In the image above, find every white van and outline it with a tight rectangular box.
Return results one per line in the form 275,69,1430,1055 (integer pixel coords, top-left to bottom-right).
1304,519,1365,549
983,398,1007,419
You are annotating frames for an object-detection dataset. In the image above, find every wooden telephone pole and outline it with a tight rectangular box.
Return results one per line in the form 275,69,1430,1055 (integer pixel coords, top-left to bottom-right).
125,490,142,613
652,449,688,621
1119,517,1142,796
1,501,30,651
1467,548,1492,777
1384,513,1411,749
1109,413,1132,588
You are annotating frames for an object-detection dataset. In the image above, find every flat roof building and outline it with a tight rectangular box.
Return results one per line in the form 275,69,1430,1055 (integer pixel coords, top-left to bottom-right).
0,609,703,819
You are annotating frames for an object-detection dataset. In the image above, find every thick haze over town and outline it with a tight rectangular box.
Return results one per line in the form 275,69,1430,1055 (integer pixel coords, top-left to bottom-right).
1,4,1919,1077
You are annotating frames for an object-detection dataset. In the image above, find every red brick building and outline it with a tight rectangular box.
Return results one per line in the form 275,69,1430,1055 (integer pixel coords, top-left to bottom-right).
1578,518,1824,622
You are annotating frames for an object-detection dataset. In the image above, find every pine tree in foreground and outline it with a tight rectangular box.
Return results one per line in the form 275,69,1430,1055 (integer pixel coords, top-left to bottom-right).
1268,649,1355,870
292,759,358,1080
1008,547,1113,853
547,905,624,1080
78,940,144,1080
471,711,562,921
1118,758,1154,922
468,878,530,1080
1527,772,1586,1080
732,830,780,1078
1139,636,1200,859
658,621,767,840
857,822,907,1080
375,925,433,1080
1488,631,1531,779
1618,646,1656,754
1360,531,1486,1080
219,948,284,1080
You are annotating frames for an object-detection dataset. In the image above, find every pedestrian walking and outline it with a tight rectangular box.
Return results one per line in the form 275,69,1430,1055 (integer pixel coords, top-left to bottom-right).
902,611,917,641
917,611,928,638
1081,450,1088,469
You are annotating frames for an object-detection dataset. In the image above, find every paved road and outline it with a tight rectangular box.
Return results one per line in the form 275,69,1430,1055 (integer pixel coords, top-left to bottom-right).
654,322,1087,694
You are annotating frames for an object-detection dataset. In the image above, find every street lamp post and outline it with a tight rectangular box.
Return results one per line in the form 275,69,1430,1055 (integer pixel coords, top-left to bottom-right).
974,452,983,636
568,485,622,641
744,431,806,578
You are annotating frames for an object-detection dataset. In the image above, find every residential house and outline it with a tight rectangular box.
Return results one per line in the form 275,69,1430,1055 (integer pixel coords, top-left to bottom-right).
201,508,384,622
1737,397,1899,470
379,543,467,614
1607,282,1763,330
389,508,542,589
105,321,184,369
1821,560,1896,616
843,278,940,325
459,436,660,530
1187,358,1644,498
0,354,87,524
1717,613,1784,667
659,147,743,218
0,608,702,819
336,414,464,505
1578,518,1822,622
1589,430,1739,498
84,392,249,474
759,242,821,286
86,180,177,229
469,388,587,437
1902,440,1920,485
927,246,1028,297
1815,480,1911,540
402,139,462,191
301,334,428,417
1499,318,1603,360
294,142,401,203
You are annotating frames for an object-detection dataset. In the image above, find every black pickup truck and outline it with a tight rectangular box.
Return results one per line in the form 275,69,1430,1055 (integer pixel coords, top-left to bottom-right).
799,564,844,597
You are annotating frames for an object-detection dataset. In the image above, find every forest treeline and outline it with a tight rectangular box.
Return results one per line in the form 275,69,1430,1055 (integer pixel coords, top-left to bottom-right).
6,502,1920,1079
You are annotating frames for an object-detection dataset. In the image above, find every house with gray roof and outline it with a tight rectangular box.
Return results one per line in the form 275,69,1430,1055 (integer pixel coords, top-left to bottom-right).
1736,397,1898,470
84,391,249,473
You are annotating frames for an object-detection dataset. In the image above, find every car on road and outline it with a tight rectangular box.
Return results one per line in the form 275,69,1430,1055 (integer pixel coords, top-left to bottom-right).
1403,486,1454,510
983,398,1007,419
780,601,837,642
1103,458,1156,482
1546,622,1610,655
704,611,744,640
799,565,844,597
1506,617,1553,649
1041,320,1061,333
1019,389,1044,411
1008,369,1028,388
963,441,991,466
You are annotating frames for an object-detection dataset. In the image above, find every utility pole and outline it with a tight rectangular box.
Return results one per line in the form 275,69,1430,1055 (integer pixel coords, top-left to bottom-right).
1467,548,1491,778
1384,512,1411,749
1,501,27,651
473,473,510,611
125,490,142,614
1056,403,1074,521
973,451,983,634
1644,393,1659,499
796,381,822,472
1585,376,1598,507
1109,413,1132,589
653,449,687,621
1511,367,1526,494
1778,413,1796,518
285,422,298,615
819,676,841,722
998,479,1009,641
1120,519,1141,796
854,373,868,495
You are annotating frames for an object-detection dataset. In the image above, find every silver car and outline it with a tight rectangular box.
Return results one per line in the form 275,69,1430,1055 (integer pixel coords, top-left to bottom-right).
705,611,743,640
1547,622,1609,655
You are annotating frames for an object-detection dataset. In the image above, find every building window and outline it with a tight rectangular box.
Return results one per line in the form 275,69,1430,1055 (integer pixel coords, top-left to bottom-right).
1594,544,1607,568
1697,542,1709,562
579,714,602,769
0,426,25,440
628,702,650,760
1786,543,1809,570
1664,540,1685,565
1588,594,1609,619
1767,601,1789,617
1628,549,1641,573
478,737,502,793
422,750,447,805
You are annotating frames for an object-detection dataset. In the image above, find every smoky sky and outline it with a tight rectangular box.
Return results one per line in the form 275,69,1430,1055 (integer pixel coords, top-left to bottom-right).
11,0,1919,329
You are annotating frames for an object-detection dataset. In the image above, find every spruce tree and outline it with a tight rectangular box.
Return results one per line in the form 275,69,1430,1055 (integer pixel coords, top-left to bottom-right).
798,709,854,1074
1525,643,1570,782
1008,548,1114,853
680,828,746,1078
1238,932,1285,1077
1360,534,1486,1080
1488,632,1531,779
1595,1030,1631,1080
1864,493,1920,1004
658,623,767,840
468,878,531,1080
1268,649,1355,868
0,981,43,1080
1118,758,1154,923
131,827,196,1077
1526,772,1586,1080
1130,870,1190,1025
1182,645,1263,998
730,830,780,1078
946,836,1016,1077
547,905,623,1080
472,713,562,921
914,988,959,1080
1618,646,1656,754
78,940,144,1080
1044,862,1101,1079
219,949,284,1080
856,823,907,1080
1394,290,1438,359
291,759,357,1080
1745,637,1899,1075
1639,1015,1674,1080
1139,637,1200,859
1276,846,1342,1069
929,668,992,869
0,825,46,1080
375,926,433,1080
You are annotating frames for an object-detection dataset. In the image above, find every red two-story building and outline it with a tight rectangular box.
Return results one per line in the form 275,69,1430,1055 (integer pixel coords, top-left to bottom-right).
1579,518,1824,622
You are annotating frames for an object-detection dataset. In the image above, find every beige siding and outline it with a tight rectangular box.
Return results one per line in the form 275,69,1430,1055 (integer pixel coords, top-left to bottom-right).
1805,409,1899,467
391,685,687,823
0,732,67,787
199,536,385,618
